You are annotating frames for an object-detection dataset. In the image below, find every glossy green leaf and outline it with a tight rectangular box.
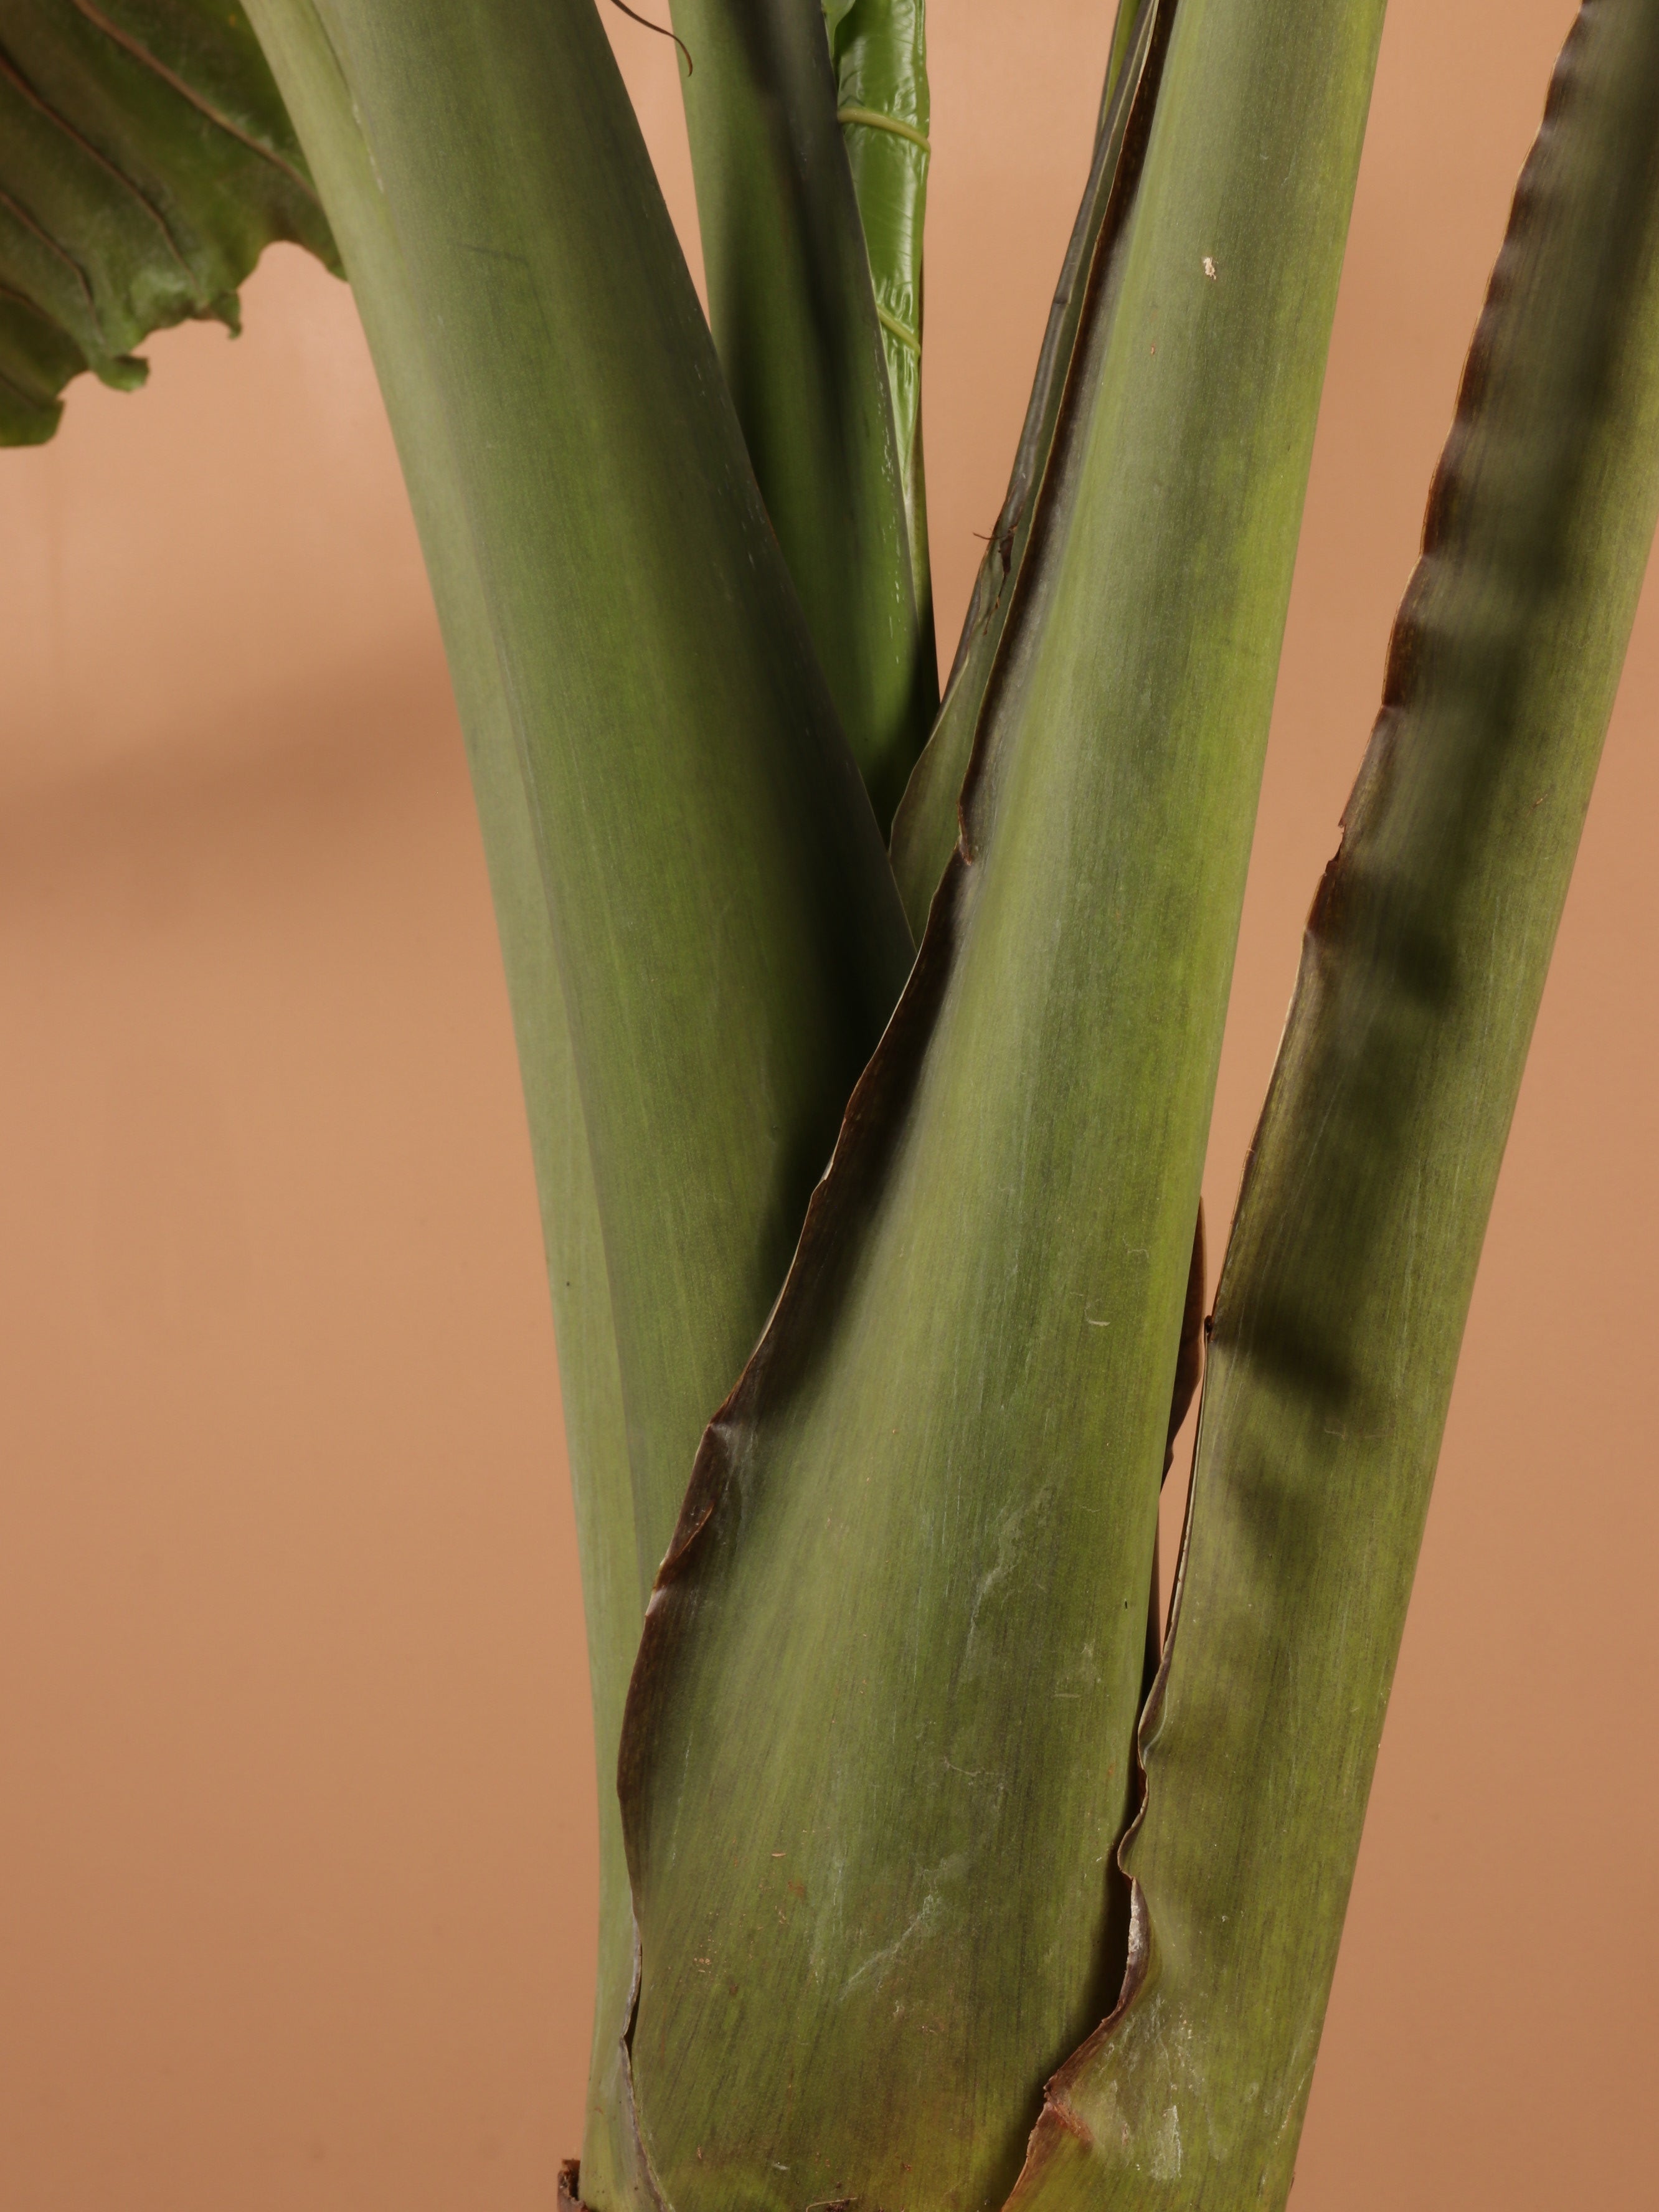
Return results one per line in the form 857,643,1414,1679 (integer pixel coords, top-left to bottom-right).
619,6,1384,2208
669,0,931,827
0,0,336,443
1006,7,1659,2206
826,0,935,674
889,0,1159,936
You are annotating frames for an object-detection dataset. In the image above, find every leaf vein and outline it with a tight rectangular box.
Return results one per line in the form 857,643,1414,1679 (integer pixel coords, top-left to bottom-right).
64,0,323,210
0,35,197,290
0,180,101,324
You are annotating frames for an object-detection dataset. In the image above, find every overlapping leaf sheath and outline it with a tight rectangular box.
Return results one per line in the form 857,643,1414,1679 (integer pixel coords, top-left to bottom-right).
0,0,336,441
247,4,911,2202
668,0,929,827
1006,9,1659,2207
825,0,933,669
1099,0,1151,133
889,0,1160,935
886,0,1206,1473
620,6,1385,2207
237,11,644,2199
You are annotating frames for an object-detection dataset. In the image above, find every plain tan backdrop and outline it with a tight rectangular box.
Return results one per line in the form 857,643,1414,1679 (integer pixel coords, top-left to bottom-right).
2,3,1653,2206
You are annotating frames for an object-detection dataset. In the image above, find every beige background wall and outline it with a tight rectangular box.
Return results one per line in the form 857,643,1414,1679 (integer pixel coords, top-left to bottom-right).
2,3,1653,2206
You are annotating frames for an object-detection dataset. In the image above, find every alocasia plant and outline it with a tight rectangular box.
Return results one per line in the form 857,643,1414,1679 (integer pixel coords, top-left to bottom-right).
8,2,1657,2206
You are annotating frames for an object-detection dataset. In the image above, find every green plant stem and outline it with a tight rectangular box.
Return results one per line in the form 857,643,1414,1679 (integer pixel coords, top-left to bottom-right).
303,0,912,1580
826,0,936,699
1007,7,1659,2206
239,12,645,2200
247,2,914,2200
668,0,931,828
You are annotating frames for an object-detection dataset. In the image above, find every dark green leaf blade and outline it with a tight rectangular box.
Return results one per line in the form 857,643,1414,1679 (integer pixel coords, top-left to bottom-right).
620,6,1386,2208
1008,9,1659,2207
0,0,337,442
285,0,913,1607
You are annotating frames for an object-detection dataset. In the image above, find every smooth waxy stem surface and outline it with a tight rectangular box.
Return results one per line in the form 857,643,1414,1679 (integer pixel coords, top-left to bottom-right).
239,6,646,2196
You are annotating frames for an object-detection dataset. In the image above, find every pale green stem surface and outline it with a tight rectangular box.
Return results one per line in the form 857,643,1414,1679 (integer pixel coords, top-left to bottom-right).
300,0,912,1589
669,0,930,828
620,6,1384,2208
1006,8,1659,2207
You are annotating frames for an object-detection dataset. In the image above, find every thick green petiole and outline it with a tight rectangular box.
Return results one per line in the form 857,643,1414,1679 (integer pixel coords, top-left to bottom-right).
826,0,935,692
669,0,932,827
1008,8,1659,2206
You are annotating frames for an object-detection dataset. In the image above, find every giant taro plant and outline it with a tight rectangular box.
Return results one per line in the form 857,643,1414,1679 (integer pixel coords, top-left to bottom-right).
7,1,1658,2206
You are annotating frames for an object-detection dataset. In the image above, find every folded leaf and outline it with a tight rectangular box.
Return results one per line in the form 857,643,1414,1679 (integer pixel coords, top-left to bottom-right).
620,7,1385,2207
1007,9,1659,2206
0,0,336,442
